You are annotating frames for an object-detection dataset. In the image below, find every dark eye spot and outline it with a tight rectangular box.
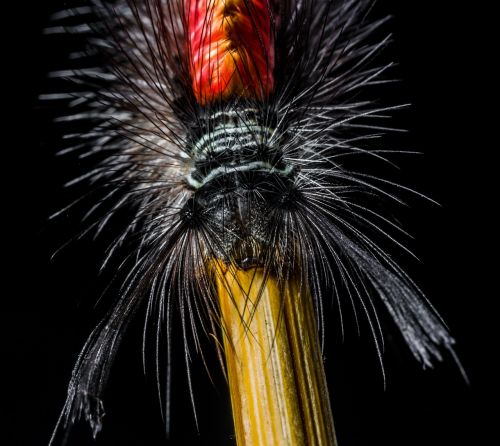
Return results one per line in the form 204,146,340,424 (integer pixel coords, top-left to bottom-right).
181,196,205,227
272,182,302,210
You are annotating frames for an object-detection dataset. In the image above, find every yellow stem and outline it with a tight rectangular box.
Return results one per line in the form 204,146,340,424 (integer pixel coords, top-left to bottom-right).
214,264,337,446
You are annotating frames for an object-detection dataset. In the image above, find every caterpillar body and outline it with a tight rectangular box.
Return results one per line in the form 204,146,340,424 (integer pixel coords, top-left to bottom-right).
44,0,462,443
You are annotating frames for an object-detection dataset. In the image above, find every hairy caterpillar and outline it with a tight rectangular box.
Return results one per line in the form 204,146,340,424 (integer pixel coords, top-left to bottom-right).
42,0,465,444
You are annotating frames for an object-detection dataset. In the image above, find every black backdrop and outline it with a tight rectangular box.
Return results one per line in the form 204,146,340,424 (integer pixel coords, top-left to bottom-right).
3,1,490,445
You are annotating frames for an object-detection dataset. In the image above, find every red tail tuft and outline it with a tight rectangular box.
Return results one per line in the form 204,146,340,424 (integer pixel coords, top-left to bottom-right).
188,0,275,105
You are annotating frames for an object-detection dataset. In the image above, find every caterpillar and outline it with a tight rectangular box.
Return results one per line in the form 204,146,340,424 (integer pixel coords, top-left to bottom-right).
43,0,464,444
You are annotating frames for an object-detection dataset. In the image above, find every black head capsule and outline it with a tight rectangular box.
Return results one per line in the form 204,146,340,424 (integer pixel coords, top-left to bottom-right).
182,109,298,263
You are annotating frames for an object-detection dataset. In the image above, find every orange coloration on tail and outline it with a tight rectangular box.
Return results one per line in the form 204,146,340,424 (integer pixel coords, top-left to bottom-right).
188,0,275,105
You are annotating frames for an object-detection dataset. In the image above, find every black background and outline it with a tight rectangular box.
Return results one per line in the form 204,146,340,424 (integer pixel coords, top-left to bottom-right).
3,1,491,445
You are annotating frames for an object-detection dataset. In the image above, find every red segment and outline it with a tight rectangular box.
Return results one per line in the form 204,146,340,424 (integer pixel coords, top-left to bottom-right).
188,0,275,105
